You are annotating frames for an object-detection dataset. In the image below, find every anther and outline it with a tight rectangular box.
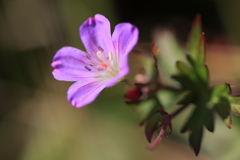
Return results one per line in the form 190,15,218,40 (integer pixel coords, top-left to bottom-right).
90,63,96,66
93,73,101,78
108,52,113,61
86,54,91,60
85,66,91,71
97,46,104,52
97,51,104,60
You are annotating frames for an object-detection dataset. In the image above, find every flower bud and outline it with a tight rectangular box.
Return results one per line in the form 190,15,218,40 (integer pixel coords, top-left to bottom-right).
125,87,142,102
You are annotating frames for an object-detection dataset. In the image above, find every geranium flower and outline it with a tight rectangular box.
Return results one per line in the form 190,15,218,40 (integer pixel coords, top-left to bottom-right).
51,14,139,107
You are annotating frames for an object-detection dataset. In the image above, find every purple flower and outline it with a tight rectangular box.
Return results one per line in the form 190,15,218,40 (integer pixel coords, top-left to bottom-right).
51,14,139,108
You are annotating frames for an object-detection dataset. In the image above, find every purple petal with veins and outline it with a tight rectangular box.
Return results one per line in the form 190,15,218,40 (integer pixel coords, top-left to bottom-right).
51,14,139,107
67,79,106,108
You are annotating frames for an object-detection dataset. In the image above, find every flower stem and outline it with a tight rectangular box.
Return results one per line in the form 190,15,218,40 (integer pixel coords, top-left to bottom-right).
171,104,189,118
151,44,160,82
147,120,168,150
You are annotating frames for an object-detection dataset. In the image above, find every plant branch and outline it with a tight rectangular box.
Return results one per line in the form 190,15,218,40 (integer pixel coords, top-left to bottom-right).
171,104,189,118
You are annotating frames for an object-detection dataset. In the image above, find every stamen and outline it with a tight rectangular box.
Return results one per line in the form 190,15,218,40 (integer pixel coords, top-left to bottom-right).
86,54,91,59
108,52,113,61
85,66,91,71
97,51,104,60
93,73,101,78
97,46,104,52
90,63,96,66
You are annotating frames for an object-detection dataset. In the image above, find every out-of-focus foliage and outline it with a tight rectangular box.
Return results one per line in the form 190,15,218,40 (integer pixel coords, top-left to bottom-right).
129,15,240,156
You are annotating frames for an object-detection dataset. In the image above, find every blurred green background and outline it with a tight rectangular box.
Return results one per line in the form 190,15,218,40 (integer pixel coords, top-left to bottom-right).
1,0,240,160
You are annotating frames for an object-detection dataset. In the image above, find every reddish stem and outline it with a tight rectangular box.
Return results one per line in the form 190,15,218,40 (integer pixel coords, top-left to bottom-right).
147,122,167,150
147,114,172,150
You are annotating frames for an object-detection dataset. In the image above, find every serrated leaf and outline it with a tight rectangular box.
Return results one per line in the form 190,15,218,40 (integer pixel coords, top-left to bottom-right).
181,104,203,133
178,91,197,105
189,127,203,156
187,14,202,61
186,55,209,88
172,74,196,91
175,60,208,91
211,84,231,104
181,99,214,156
181,99,214,133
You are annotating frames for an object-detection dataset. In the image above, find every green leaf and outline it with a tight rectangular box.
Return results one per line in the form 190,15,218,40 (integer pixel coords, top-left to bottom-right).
195,65,209,87
210,84,231,104
178,91,198,105
187,14,202,62
213,97,230,119
174,60,208,91
176,61,191,75
172,74,196,91
186,54,209,88
213,97,231,128
181,103,211,133
189,127,203,156
230,96,240,116
197,33,206,66
204,109,214,132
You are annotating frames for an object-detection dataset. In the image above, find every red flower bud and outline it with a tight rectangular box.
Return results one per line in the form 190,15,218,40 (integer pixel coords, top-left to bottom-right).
125,87,142,102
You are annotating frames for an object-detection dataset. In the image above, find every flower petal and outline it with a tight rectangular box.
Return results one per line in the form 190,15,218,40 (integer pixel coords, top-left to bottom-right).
105,23,138,87
67,78,106,108
52,47,93,81
80,14,114,57
112,23,139,59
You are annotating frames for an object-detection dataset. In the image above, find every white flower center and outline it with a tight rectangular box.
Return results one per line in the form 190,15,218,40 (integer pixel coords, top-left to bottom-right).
85,47,119,80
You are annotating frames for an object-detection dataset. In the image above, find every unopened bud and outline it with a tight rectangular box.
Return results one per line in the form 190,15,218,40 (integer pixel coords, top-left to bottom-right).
125,87,142,102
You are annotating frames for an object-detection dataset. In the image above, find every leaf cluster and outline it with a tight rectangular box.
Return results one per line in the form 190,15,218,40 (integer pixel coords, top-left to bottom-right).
170,15,232,155
128,14,240,156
